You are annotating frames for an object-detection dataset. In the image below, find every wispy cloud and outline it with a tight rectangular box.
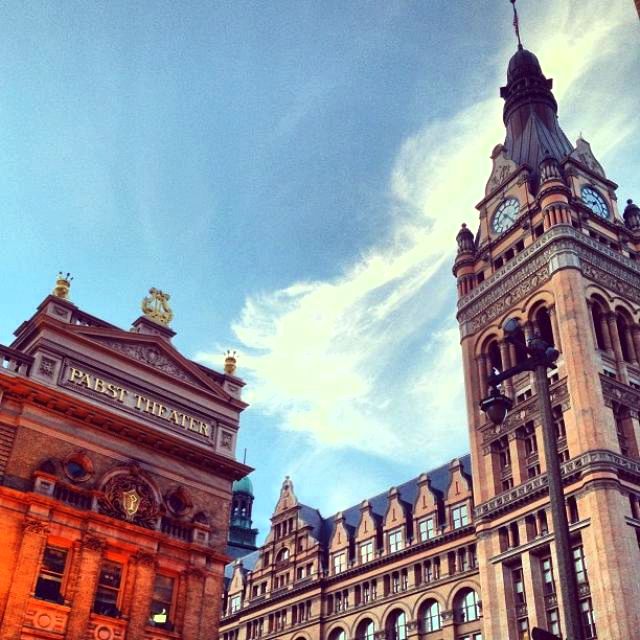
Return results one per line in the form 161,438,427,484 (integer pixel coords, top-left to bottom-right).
197,0,638,471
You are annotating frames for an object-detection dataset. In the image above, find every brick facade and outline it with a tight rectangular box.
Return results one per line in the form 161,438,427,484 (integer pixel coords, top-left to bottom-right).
0,285,250,640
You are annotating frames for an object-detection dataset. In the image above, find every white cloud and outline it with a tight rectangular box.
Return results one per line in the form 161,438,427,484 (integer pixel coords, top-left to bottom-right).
197,0,638,467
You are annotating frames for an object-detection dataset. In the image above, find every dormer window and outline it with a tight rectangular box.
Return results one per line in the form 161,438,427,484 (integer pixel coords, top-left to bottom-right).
333,552,346,574
388,528,403,553
229,595,241,614
360,541,373,563
418,517,435,542
451,503,469,529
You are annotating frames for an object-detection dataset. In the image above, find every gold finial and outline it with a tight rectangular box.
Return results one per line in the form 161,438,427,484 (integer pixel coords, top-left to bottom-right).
224,350,237,375
53,272,73,299
141,287,174,326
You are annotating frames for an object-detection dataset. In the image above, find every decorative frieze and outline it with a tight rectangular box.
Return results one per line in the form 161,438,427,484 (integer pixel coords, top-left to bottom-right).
457,226,640,337
475,448,640,520
23,598,69,634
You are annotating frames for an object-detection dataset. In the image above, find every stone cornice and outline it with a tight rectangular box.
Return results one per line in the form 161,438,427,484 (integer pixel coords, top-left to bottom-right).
475,449,640,521
457,225,640,338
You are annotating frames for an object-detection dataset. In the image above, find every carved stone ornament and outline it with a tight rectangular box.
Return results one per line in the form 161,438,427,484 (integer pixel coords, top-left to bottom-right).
95,339,197,385
570,138,605,178
39,357,56,378
134,550,157,567
23,518,49,535
98,472,159,529
458,226,640,337
220,431,233,450
81,535,107,552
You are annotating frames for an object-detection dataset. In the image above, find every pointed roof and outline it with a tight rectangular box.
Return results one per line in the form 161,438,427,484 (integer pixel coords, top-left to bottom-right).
500,47,573,186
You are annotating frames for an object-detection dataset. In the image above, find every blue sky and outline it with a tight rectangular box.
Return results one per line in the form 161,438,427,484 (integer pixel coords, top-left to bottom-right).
1,1,639,539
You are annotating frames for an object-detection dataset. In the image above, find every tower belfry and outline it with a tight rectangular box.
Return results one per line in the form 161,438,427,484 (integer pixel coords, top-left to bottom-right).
453,33,640,640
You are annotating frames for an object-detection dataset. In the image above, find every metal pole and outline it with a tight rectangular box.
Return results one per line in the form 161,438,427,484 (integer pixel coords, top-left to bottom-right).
534,365,582,640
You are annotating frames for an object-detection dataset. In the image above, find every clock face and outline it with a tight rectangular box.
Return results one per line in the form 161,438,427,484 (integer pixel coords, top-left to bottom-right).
491,198,520,234
581,186,609,219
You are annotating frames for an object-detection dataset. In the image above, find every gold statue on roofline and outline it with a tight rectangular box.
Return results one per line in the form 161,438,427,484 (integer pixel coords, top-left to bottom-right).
141,288,174,326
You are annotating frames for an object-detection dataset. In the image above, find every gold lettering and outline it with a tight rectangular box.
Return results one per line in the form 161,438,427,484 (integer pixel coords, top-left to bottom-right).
181,413,189,429
188,416,200,432
69,367,83,383
168,410,181,425
79,373,92,388
106,383,119,399
134,393,144,410
199,422,209,436
118,388,127,403
156,404,167,418
94,378,106,393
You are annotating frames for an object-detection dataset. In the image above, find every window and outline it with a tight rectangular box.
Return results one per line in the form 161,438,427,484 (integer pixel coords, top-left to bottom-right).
580,598,597,639
573,546,588,584
333,552,346,574
387,610,407,640
35,546,68,603
452,504,469,529
512,567,525,605
546,609,560,637
455,589,480,622
388,528,403,553
541,557,555,594
517,618,530,640
229,594,241,614
422,599,442,632
150,575,175,628
356,619,375,640
418,517,435,541
93,560,123,617
276,547,289,564
360,541,373,563
329,629,346,640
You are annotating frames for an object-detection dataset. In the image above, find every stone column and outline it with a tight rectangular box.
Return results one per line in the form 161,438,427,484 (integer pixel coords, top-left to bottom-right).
0,518,49,640
126,552,157,639
438,610,456,640
197,566,225,640
476,355,488,399
499,341,513,397
521,550,545,630
632,326,640,369
622,323,639,365
607,312,628,381
600,312,614,355
64,535,106,640
181,568,205,640
548,305,562,353
523,322,536,391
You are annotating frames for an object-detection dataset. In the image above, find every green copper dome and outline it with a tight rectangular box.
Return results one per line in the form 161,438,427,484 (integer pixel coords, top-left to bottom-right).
233,475,254,496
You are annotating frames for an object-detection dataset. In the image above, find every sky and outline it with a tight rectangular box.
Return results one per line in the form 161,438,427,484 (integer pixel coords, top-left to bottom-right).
1,0,639,539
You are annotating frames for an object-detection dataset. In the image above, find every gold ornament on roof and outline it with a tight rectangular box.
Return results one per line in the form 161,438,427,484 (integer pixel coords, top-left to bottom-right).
141,288,174,326
224,350,237,375
53,272,73,299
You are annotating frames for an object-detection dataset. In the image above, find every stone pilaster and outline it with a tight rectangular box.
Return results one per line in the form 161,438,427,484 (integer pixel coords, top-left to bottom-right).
64,535,106,640
181,568,205,640
0,518,49,640
126,551,157,639
197,566,225,640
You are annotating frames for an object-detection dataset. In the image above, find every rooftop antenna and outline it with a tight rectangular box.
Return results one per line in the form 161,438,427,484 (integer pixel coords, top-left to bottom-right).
243,448,247,464
510,0,523,50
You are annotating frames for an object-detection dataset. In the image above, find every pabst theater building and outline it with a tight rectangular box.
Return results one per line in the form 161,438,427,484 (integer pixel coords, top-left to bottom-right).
0,275,250,640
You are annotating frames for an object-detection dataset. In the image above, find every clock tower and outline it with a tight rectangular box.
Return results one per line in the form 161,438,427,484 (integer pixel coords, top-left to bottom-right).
454,45,640,639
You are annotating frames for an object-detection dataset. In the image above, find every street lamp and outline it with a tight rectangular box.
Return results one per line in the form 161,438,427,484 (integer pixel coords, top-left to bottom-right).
479,318,582,640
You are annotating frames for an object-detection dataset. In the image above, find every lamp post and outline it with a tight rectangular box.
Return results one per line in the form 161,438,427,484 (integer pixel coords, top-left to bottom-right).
479,318,582,640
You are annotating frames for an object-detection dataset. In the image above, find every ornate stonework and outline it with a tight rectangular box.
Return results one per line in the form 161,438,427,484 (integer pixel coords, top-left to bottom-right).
39,357,56,378
23,518,49,535
98,471,159,529
81,535,107,552
94,339,198,385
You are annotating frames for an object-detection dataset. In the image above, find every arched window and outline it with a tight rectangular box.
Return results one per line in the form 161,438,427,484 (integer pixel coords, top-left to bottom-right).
454,588,480,622
421,599,442,632
329,628,346,640
534,306,555,347
276,547,289,563
487,340,503,373
616,311,635,363
387,610,407,640
355,618,375,640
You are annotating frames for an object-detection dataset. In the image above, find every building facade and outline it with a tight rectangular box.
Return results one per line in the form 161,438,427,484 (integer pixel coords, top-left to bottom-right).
0,278,250,640
220,44,640,640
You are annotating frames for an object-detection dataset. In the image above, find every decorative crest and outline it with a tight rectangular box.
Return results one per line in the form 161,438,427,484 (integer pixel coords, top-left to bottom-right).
224,350,238,375
122,488,141,518
53,272,73,299
510,0,523,50
141,287,174,326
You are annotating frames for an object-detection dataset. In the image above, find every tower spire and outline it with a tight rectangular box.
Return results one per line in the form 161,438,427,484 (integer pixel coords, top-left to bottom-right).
510,0,523,50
